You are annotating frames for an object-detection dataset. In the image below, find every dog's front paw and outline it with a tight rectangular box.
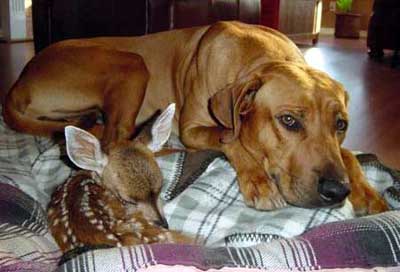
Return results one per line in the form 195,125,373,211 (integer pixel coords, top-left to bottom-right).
350,183,389,216
341,149,389,215
239,171,287,210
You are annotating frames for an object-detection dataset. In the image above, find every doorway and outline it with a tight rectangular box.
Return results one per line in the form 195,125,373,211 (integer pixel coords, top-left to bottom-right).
0,0,33,41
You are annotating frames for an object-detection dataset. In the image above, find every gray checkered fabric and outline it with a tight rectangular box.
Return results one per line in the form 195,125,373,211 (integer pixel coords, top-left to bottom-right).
0,115,73,207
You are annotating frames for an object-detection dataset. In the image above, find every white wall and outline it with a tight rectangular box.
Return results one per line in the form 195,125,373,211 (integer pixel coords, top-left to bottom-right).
0,0,27,41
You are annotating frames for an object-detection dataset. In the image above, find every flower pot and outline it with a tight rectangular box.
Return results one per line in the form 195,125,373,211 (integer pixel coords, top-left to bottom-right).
335,12,361,39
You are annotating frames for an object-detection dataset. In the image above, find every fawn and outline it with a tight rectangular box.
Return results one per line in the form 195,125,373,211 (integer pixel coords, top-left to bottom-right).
47,104,193,252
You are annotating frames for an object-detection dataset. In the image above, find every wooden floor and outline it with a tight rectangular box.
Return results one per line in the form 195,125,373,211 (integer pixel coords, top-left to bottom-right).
300,36,400,169
0,36,399,169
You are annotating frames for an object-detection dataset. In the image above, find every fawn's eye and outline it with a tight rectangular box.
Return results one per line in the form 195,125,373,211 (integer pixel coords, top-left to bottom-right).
277,114,303,132
336,118,348,133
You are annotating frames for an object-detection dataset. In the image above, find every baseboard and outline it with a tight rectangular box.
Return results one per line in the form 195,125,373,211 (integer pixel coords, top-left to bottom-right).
320,27,335,35
320,27,367,38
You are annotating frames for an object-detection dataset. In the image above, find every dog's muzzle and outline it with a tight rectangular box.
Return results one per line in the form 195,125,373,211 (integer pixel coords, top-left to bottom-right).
318,178,350,204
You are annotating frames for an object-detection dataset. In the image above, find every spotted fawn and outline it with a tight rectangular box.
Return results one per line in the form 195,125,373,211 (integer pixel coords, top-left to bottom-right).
47,104,193,252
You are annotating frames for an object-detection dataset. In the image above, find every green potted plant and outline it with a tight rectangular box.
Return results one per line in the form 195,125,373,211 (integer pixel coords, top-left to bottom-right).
335,0,361,39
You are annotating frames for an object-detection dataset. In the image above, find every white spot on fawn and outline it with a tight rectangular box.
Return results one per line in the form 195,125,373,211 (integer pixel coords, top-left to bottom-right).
106,234,117,241
52,219,60,227
157,234,167,241
84,211,94,217
48,208,54,216
96,224,104,231
131,222,143,231
82,179,96,186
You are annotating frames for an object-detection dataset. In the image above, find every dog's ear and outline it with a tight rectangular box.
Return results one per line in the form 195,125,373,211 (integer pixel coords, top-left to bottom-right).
65,126,109,175
209,77,262,143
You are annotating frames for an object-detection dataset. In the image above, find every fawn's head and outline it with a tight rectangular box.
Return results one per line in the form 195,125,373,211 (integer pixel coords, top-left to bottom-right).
64,104,176,223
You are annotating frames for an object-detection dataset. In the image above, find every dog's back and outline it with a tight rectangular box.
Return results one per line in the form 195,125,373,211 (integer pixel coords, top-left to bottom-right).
2,21,305,141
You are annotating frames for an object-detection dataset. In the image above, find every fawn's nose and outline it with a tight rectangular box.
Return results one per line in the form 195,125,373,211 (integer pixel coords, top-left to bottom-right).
154,218,169,229
318,177,350,204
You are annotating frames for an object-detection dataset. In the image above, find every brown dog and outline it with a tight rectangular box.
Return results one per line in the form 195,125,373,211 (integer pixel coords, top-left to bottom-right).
3,21,388,214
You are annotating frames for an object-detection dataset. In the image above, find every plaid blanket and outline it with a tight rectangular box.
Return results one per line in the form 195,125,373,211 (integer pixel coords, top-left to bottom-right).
1,112,400,271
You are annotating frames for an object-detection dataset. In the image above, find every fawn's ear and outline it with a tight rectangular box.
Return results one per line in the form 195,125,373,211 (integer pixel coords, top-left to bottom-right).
65,126,109,175
147,103,175,152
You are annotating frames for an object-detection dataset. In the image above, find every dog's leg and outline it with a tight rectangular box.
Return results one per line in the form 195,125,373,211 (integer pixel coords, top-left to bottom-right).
223,140,287,210
341,148,389,215
101,63,149,149
181,126,287,210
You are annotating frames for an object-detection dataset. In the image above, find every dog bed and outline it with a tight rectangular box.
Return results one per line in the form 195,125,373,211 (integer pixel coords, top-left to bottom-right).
0,112,400,272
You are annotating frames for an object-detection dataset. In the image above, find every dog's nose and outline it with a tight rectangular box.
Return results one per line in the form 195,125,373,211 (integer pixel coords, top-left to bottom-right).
318,178,350,204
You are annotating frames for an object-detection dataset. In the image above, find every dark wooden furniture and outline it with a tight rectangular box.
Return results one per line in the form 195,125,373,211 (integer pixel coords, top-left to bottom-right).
367,0,400,67
260,0,280,30
278,0,322,44
335,12,361,39
32,0,261,53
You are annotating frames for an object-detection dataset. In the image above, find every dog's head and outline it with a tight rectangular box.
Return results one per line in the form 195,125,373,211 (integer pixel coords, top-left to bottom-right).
210,62,350,208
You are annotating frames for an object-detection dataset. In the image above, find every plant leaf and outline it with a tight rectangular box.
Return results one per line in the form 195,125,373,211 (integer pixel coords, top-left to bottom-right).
337,0,352,12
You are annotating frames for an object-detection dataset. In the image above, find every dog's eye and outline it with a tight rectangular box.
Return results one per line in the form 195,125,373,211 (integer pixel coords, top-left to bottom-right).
278,114,302,131
336,119,348,132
